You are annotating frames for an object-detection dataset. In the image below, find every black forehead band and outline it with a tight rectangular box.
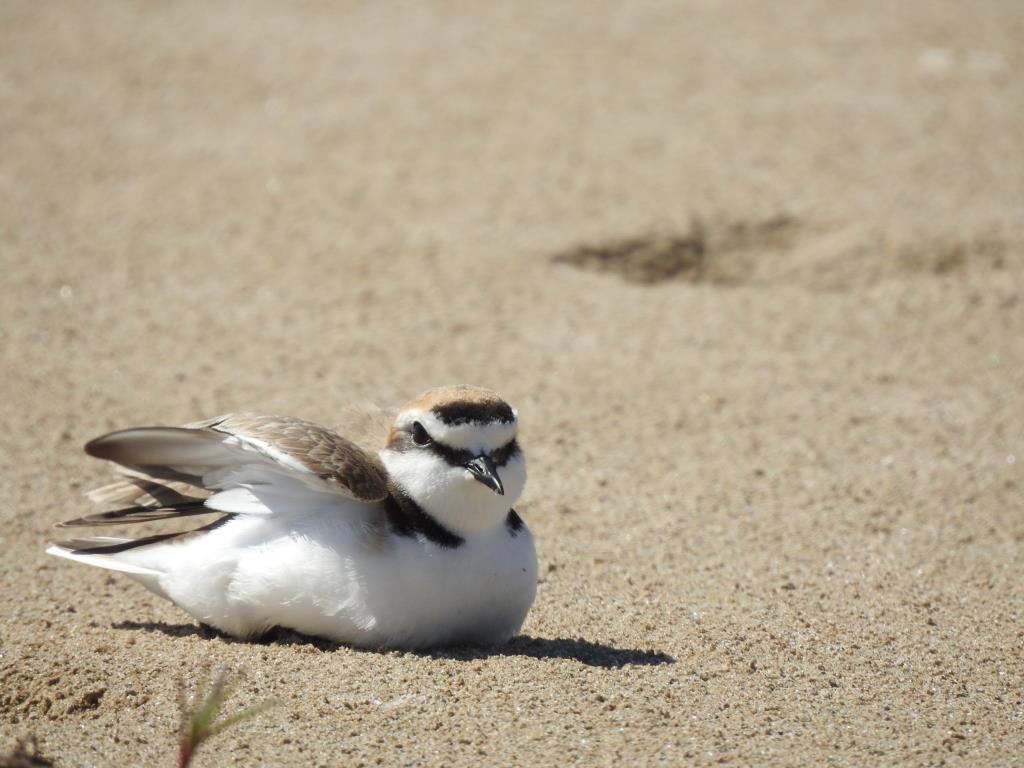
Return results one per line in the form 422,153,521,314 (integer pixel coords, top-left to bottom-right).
431,401,515,426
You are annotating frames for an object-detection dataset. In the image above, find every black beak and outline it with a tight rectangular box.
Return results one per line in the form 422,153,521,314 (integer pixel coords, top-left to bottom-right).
465,454,504,495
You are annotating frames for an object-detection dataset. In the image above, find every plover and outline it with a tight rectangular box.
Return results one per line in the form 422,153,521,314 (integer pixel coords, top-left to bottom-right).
47,386,537,649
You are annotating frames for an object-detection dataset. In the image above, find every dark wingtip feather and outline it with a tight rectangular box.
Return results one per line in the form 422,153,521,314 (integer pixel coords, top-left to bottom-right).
53,516,234,554
84,429,147,461
55,501,212,528
53,532,185,554
83,430,127,459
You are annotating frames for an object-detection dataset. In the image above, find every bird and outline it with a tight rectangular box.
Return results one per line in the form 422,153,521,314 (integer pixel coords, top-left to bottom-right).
46,385,537,650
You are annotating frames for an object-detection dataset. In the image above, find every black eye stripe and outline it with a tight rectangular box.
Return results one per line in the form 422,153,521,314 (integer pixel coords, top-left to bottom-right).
428,439,520,467
491,440,521,466
430,442,474,466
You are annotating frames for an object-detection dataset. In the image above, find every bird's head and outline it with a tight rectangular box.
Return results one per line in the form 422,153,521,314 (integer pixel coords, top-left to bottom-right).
380,385,526,537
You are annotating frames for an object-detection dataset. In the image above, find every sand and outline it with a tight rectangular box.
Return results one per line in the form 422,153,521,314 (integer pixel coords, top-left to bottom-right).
1,1,1022,765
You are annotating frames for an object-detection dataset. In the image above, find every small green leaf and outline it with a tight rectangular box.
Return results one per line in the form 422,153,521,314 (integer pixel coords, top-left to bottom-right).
177,666,277,768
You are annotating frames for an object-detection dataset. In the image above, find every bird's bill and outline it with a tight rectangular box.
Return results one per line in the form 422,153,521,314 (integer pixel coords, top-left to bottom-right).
465,455,504,495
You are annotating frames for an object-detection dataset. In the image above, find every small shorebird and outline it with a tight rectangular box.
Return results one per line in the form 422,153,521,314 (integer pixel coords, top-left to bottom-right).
47,386,537,649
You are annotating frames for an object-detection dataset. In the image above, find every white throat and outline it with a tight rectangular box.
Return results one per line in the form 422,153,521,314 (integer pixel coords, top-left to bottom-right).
379,448,526,538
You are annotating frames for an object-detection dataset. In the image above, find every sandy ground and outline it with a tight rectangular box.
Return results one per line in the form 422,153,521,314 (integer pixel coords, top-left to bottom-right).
2,1,1023,765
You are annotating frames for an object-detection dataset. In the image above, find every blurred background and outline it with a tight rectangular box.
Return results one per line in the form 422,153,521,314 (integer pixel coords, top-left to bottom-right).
1,1,1022,765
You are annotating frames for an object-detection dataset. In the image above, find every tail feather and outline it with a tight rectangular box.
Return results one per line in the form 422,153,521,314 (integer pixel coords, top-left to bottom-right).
46,516,233,584
45,542,165,576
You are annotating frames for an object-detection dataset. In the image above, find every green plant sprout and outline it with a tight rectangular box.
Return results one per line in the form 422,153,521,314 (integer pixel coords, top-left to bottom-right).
177,667,276,768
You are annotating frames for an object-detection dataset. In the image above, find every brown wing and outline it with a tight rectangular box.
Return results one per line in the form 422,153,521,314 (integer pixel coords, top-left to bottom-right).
200,413,389,502
61,413,389,533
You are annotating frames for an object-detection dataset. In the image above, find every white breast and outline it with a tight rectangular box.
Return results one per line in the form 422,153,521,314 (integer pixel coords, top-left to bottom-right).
354,524,538,648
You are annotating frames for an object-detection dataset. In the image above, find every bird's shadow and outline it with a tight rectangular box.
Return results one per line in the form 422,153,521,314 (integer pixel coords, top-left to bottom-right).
111,621,674,668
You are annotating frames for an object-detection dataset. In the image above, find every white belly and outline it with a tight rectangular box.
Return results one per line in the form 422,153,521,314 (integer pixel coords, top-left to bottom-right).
152,514,538,649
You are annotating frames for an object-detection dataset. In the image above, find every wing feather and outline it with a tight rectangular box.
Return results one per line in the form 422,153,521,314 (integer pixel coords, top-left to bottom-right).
85,413,389,503
206,413,389,501
86,476,210,508
57,413,389,533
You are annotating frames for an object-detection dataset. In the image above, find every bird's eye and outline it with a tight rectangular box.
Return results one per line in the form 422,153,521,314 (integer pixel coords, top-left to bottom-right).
411,421,433,446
